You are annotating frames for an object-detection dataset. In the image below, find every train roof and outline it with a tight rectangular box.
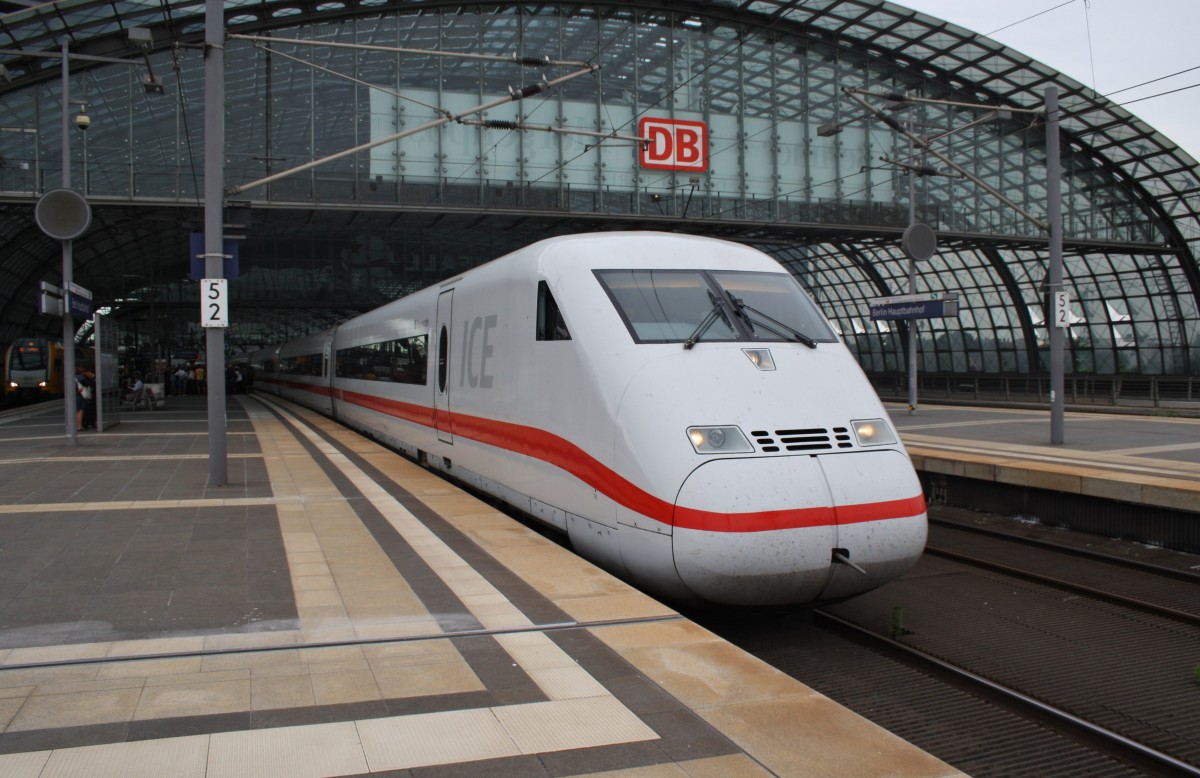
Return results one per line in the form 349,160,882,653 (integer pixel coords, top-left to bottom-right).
444,232,784,284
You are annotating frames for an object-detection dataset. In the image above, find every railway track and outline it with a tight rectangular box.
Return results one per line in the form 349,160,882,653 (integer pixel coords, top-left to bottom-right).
925,515,1200,625
693,510,1200,777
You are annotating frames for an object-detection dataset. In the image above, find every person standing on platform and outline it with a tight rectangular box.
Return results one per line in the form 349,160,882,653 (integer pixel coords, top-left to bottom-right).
74,368,93,431
82,369,97,429
195,363,206,395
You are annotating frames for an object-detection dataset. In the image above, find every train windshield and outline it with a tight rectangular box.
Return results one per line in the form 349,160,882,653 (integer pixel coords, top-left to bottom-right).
712,271,837,345
596,270,835,345
596,270,737,344
11,341,48,370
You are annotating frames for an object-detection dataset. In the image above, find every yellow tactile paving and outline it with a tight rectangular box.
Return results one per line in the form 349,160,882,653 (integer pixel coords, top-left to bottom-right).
244,401,438,643
356,448,678,624
42,736,210,778
0,453,262,466
0,497,285,514
208,723,367,778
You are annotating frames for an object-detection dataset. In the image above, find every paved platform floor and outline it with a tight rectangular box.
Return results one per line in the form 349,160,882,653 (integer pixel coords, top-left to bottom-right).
888,403,1200,512
0,395,959,777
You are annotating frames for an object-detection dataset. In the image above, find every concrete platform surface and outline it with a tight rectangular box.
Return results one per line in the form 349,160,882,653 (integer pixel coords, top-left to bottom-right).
0,396,960,778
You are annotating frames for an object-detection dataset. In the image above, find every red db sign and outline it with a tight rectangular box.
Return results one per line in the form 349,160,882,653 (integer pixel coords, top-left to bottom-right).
639,117,707,172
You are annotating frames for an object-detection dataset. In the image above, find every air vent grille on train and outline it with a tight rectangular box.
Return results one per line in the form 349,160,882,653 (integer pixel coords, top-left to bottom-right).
749,427,854,453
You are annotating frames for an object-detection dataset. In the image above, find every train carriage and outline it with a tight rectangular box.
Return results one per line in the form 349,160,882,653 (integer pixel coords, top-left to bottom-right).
4,337,66,402
272,330,335,415
268,232,927,607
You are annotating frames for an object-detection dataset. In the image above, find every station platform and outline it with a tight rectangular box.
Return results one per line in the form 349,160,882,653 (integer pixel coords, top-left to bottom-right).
0,395,960,778
887,403,1200,514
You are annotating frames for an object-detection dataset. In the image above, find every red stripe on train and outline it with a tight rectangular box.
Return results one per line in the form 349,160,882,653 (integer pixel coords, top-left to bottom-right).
334,390,925,533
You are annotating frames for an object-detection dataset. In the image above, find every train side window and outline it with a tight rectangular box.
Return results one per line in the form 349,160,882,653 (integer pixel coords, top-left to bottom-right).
335,334,428,385
536,281,571,341
438,325,449,392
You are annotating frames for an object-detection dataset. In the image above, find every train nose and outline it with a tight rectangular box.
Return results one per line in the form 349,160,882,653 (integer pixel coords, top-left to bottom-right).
671,452,927,606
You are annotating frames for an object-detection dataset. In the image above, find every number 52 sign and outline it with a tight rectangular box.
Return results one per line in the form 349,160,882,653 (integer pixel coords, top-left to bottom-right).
202,278,228,328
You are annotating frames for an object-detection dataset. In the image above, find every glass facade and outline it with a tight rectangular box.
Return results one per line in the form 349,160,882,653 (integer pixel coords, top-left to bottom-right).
0,0,1197,379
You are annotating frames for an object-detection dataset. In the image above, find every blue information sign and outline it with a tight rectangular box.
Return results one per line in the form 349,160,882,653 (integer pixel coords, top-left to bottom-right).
65,291,94,320
868,294,959,321
189,232,241,280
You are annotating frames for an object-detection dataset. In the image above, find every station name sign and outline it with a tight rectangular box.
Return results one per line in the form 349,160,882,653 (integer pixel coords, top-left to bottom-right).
868,293,959,321
36,281,93,320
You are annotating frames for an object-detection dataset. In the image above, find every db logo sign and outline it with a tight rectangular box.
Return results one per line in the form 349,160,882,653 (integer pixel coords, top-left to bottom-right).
639,117,707,172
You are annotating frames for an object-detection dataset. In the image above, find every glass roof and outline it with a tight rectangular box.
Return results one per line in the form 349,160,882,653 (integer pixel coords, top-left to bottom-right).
0,0,1197,378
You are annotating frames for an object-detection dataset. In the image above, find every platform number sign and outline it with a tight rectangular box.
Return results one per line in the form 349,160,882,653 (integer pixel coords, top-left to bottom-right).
202,278,228,328
1053,291,1070,329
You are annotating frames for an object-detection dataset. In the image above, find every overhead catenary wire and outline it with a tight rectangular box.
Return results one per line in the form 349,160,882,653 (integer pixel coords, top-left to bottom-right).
1112,81,1200,107
171,44,202,203
1082,0,1097,93
1105,64,1200,97
981,0,1078,37
964,1,1199,156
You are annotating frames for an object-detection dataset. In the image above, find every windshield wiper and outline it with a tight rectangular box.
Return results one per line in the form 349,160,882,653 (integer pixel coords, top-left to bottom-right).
731,297,817,349
683,298,727,350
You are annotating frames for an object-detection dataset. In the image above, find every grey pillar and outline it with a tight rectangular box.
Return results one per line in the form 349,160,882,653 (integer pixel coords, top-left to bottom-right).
61,41,77,447
205,0,228,483
1045,87,1065,444
906,128,918,413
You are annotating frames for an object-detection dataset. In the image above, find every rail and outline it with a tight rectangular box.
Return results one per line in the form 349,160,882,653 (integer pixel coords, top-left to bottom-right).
813,610,1200,777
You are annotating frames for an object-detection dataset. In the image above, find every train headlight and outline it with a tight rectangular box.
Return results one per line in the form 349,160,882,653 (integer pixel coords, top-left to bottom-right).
851,418,897,447
8,381,16,389
687,426,753,454
38,381,47,388
742,348,776,370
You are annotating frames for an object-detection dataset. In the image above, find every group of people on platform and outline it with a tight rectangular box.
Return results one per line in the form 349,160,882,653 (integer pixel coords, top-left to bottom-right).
170,364,207,396
72,360,256,430
72,367,157,429
169,363,253,396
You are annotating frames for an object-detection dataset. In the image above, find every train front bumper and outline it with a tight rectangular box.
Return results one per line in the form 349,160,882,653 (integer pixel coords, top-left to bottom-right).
671,451,927,606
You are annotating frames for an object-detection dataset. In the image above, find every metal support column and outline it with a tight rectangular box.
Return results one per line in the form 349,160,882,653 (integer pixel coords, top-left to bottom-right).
906,125,918,413
61,41,77,447
205,0,228,483
1046,87,1065,444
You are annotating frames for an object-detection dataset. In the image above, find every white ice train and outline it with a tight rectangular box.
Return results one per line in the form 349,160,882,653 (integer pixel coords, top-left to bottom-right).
253,232,927,606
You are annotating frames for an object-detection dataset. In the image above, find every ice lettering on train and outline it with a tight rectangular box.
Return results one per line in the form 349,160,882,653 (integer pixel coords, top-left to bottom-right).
460,314,497,389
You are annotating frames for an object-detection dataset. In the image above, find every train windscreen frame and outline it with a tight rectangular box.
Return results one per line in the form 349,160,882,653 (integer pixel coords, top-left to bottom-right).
10,340,49,370
595,269,835,346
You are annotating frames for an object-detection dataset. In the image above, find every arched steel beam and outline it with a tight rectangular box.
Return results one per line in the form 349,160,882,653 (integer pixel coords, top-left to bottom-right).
978,245,1041,372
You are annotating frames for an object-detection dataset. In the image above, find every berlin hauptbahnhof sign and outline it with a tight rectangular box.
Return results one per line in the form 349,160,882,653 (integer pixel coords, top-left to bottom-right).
868,293,959,321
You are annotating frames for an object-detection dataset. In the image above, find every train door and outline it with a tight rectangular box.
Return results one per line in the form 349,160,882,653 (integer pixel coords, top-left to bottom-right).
435,289,454,444
323,342,335,419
